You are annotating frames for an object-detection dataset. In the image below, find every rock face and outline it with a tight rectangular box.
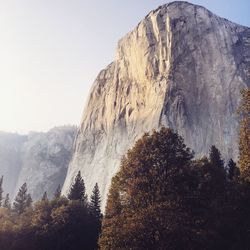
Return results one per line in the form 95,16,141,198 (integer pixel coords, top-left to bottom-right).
0,132,26,199
0,126,76,200
62,1,250,208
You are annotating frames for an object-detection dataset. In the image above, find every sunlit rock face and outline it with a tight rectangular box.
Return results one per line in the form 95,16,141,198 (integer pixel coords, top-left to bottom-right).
62,1,250,208
0,126,76,200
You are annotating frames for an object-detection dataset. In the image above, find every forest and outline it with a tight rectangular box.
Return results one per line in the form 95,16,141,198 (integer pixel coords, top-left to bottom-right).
99,89,250,249
0,89,249,250
0,171,101,250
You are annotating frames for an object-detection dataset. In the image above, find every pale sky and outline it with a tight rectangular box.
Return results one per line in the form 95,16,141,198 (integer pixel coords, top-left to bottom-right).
0,0,249,134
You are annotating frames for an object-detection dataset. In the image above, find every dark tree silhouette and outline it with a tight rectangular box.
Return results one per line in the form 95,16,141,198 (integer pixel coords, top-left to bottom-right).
13,183,32,215
68,171,87,202
227,159,240,180
209,145,224,168
3,193,11,210
90,183,101,220
54,184,61,199
41,191,48,201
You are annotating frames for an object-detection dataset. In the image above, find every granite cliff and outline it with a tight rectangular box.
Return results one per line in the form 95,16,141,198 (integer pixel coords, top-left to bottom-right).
0,126,76,200
0,132,26,199
62,1,250,207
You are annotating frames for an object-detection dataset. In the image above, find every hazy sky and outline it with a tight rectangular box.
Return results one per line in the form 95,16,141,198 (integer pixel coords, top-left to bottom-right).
0,0,249,134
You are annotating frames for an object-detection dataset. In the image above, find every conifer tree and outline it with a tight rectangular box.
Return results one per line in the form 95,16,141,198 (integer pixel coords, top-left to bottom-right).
42,191,48,201
227,159,240,180
90,183,102,220
26,193,33,208
13,183,30,215
209,145,224,168
238,89,250,181
54,184,61,199
89,183,102,250
208,145,227,197
3,193,11,210
0,176,3,207
68,171,86,202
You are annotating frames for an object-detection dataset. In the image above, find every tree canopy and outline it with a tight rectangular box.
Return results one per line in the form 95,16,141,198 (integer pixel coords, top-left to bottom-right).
0,177,102,250
99,127,250,250
238,89,250,182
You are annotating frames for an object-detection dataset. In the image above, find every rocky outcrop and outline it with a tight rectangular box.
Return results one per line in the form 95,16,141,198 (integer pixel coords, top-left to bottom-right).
0,126,76,200
15,126,77,200
62,1,250,208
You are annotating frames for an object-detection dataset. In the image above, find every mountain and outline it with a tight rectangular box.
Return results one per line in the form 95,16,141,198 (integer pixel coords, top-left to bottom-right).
62,1,250,207
0,132,26,199
0,126,77,200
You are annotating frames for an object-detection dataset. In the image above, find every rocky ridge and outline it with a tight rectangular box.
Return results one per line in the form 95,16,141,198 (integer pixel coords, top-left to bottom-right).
0,126,76,200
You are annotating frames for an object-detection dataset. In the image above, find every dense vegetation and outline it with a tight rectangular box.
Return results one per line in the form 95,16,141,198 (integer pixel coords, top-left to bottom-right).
0,89,249,249
99,89,250,250
0,172,102,250
238,89,250,182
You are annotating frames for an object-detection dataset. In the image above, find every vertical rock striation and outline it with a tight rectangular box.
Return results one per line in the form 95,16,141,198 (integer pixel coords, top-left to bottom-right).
0,126,77,200
62,1,250,207
0,132,26,199
15,126,77,200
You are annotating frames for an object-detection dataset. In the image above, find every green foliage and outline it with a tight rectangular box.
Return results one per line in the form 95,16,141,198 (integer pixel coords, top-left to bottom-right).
90,183,101,220
0,180,102,250
89,183,102,250
68,171,87,202
13,183,32,215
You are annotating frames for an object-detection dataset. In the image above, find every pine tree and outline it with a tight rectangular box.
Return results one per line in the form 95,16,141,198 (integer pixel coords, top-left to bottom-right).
3,193,11,210
42,191,48,201
238,89,250,182
0,176,3,207
26,193,33,208
90,183,101,220
68,171,86,202
89,183,102,250
13,183,30,215
227,159,240,180
209,145,224,168
54,184,61,199
208,145,227,200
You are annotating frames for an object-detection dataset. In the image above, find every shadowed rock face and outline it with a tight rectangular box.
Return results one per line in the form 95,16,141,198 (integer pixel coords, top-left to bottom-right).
0,126,76,200
62,1,250,208
0,133,26,199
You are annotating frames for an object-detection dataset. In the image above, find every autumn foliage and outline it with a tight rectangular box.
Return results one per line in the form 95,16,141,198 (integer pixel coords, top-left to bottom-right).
99,127,250,250
238,89,250,182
